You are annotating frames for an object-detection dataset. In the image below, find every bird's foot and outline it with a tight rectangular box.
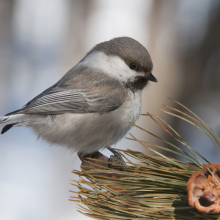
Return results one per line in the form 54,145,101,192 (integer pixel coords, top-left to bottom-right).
77,149,125,170
108,148,125,169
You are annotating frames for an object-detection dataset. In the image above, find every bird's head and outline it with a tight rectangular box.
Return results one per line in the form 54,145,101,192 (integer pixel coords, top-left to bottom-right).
80,37,157,91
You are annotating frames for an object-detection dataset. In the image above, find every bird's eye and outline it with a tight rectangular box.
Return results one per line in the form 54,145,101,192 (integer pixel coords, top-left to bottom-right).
129,63,136,70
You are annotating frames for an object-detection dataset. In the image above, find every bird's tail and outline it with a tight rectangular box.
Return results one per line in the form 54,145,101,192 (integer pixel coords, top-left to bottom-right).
0,114,27,126
0,114,28,134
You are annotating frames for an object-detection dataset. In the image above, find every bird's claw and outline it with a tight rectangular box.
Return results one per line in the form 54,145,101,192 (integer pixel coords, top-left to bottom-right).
108,148,125,169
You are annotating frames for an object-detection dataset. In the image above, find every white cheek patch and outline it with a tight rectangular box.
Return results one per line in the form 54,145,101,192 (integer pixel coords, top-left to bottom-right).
79,51,144,82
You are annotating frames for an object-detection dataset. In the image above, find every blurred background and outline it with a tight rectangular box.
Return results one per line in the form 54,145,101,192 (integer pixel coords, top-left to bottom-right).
1,0,220,219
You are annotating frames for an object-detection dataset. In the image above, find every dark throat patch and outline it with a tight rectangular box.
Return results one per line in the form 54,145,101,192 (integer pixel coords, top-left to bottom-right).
125,76,148,92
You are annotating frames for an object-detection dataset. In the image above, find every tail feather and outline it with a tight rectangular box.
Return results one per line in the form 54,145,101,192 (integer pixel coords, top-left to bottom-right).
0,114,28,134
1,124,15,134
0,116,9,123
0,114,26,125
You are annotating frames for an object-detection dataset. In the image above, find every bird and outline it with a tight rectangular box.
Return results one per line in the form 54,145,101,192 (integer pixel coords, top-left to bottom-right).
0,37,157,160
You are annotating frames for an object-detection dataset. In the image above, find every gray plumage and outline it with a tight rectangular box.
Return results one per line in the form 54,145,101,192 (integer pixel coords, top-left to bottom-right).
0,37,157,154
8,66,127,115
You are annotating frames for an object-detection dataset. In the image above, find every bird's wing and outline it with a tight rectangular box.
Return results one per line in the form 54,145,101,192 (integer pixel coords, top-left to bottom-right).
8,66,127,115
19,88,124,114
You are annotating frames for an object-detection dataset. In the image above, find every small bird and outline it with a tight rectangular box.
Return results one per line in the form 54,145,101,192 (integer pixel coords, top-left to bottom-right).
0,37,157,158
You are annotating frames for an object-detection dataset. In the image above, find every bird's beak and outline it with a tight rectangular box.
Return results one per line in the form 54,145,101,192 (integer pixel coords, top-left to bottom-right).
145,72,158,82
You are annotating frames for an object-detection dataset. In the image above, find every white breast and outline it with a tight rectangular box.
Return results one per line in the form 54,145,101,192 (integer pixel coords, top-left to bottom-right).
121,90,142,124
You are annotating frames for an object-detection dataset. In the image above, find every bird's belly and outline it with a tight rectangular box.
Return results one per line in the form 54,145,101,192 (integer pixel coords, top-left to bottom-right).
31,90,142,153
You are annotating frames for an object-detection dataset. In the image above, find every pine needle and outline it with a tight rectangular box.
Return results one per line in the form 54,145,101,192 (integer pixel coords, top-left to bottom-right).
71,98,220,219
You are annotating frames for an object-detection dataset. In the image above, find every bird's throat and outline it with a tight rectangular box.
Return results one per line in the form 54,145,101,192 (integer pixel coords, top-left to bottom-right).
125,76,148,92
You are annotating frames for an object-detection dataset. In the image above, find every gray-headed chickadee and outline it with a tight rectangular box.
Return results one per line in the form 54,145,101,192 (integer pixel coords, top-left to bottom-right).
0,37,157,156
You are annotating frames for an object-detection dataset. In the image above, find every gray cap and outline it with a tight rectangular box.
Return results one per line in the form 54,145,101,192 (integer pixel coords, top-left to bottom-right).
88,37,153,73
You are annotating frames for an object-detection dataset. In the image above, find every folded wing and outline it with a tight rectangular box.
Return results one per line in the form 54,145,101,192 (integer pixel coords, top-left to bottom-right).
7,66,127,115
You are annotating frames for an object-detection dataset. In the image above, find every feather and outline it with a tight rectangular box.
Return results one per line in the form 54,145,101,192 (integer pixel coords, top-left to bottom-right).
1,124,15,134
6,65,127,116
